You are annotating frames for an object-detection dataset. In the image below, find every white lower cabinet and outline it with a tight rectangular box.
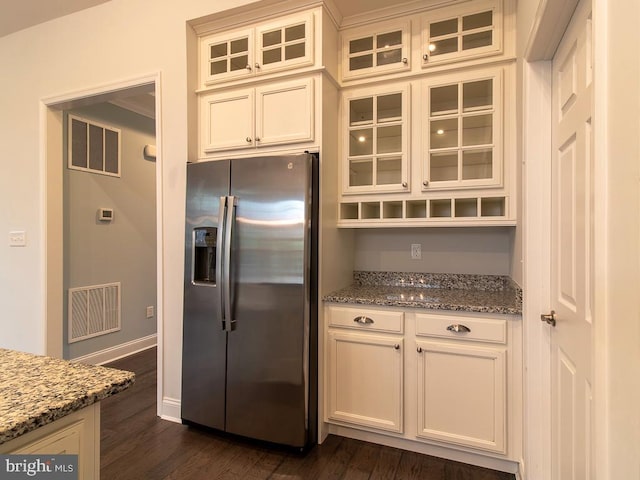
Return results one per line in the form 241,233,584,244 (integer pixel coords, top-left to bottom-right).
324,304,520,463
416,340,506,453
325,306,404,433
326,331,403,433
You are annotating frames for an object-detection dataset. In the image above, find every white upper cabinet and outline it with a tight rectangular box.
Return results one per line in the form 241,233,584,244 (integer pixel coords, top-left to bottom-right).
200,12,315,87
421,0,503,68
199,77,315,155
422,66,503,191
342,84,410,194
341,20,411,81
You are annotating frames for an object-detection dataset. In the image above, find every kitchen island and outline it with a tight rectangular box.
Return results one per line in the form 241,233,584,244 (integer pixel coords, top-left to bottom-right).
0,348,135,477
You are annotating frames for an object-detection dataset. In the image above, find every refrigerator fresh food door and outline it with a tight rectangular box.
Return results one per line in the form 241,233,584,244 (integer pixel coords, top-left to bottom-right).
182,160,230,430
225,154,312,448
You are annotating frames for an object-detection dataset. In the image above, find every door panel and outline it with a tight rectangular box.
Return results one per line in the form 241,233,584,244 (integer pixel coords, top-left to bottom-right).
327,331,403,433
551,1,593,478
255,78,314,146
416,340,506,453
201,89,254,153
181,160,230,430
225,154,312,447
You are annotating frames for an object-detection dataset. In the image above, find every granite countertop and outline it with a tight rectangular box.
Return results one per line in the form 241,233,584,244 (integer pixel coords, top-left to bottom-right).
0,349,135,445
323,271,522,315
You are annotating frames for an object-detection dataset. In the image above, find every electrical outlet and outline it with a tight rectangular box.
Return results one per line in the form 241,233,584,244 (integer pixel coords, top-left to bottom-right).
9,231,26,247
411,243,422,260
146,306,154,319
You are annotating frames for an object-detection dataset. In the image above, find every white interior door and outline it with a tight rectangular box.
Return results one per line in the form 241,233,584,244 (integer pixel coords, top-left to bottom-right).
549,1,593,478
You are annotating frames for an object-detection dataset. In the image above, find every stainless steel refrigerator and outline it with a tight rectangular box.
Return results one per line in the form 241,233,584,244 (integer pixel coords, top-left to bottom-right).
181,153,318,450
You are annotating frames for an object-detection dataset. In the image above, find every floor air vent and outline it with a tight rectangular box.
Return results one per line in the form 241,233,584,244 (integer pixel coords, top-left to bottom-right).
68,282,121,343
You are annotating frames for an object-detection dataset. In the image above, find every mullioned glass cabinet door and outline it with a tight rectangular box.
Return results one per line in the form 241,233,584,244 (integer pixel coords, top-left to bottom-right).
255,12,315,75
341,20,411,81
422,68,503,191
201,28,255,85
421,0,503,67
343,84,410,194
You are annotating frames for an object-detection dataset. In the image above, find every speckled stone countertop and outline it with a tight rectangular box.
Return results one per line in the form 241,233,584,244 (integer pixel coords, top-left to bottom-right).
323,271,522,315
0,349,135,445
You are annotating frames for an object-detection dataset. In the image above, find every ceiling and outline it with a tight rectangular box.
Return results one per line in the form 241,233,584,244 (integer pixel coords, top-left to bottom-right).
0,0,429,38
0,0,111,38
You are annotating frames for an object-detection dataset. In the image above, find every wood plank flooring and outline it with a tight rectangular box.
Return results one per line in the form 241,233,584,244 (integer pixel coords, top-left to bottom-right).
101,348,515,480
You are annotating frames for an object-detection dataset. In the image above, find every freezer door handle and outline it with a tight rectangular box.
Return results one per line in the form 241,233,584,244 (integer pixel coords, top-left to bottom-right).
223,195,237,332
216,197,227,331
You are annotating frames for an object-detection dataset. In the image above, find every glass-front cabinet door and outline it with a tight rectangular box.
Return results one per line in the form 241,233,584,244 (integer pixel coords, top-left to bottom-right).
343,85,410,194
341,20,410,80
201,28,254,85
421,0,502,67
255,12,314,74
423,68,502,190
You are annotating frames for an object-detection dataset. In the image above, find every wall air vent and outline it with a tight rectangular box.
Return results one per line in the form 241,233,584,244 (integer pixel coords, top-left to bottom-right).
68,282,121,343
68,114,121,177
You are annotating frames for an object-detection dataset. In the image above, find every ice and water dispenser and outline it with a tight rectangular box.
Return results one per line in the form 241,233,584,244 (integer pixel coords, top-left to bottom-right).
193,227,217,284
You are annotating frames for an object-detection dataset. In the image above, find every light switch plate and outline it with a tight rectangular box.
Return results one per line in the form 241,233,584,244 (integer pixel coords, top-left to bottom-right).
9,231,26,247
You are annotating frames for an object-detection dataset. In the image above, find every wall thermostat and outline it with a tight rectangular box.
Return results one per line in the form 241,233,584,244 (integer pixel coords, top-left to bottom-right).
98,208,114,222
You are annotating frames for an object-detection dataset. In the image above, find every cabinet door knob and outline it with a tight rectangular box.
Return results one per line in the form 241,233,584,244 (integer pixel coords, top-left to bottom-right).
255,62,261,69
353,316,374,325
422,180,429,187
394,344,401,350
417,346,423,353
255,136,261,142
402,57,408,64
402,182,408,188
246,137,252,143
446,324,471,333
245,64,252,71
423,53,429,61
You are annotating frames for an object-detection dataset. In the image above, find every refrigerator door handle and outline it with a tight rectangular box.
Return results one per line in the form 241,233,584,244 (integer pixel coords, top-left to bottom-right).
223,195,237,332
216,196,227,331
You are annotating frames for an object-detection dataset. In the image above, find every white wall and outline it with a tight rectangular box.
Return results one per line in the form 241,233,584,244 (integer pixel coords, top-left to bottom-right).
63,103,157,360
598,0,640,476
0,0,254,414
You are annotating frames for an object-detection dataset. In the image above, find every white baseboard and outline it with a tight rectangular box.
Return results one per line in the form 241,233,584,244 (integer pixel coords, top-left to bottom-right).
70,334,157,365
517,458,525,479
327,423,518,474
160,396,181,423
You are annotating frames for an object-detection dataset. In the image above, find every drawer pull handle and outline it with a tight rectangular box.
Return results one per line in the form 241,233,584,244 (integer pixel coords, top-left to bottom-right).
447,324,471,333
353,316,374,325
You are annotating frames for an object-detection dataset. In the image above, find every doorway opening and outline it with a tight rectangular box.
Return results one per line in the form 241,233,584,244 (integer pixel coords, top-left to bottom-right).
43,74,163,414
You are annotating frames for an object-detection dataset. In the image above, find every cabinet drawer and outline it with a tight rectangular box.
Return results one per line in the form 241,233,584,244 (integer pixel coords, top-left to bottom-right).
415,313,506,344
328,306,404,334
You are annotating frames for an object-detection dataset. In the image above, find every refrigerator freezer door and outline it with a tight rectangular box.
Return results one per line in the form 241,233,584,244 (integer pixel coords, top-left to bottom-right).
225,154,312,447
182,160,230,430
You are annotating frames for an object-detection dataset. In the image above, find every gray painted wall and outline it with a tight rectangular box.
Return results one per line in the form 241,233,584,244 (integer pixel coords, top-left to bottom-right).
353,227,513,275
63,102,156,359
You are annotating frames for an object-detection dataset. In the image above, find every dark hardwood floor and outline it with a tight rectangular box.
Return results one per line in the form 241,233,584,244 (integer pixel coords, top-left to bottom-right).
101,348,515,480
